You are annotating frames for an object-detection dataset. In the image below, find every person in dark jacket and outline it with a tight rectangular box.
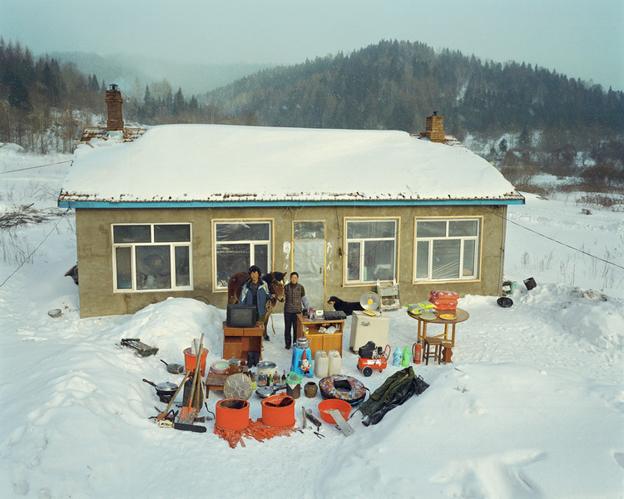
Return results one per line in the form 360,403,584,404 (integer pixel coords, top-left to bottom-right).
240,265,271,340
283,272,305,349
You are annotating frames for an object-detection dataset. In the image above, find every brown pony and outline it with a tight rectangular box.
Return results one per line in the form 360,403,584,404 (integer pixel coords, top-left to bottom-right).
227,271,285,328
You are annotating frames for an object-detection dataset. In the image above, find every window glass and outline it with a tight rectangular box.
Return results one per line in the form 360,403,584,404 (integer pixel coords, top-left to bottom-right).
254,244,268,273
136,245,171,290
462,240,476,277
216,222,270,241
449,220,479,237
175,246,190,286
115,247,132,289
363,240,395,281
347,242,360,281
216,243,250,286
155,224,190,242
432,240,461,280
294,221,324,240
113,225,150,243
416,241,429,279
347,220,395,239
416,221,446,238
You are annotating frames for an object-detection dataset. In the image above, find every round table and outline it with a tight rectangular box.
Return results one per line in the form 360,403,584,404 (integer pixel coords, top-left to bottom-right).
408,308,470,347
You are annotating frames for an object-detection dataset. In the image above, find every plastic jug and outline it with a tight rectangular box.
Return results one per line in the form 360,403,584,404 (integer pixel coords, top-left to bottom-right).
401,346,411,367
392,346,403,367
314,350,329,378
328,350,342,375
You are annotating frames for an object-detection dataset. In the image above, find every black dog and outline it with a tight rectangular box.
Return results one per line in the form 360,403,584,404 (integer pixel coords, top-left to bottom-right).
327,296,364,316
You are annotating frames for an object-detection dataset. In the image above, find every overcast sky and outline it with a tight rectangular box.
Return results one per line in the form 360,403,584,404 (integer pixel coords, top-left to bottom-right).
1,0,622,90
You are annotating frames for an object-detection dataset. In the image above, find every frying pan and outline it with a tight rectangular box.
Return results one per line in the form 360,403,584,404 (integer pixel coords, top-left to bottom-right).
255,384,287,399
160,359,184,374
142,378,178,403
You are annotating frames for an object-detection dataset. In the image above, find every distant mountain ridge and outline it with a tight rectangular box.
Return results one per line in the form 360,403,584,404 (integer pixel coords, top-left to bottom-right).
206,40,624,175
50,51,270,96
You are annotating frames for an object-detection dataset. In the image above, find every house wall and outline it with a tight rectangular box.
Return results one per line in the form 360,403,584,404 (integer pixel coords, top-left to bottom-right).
75,205,508,317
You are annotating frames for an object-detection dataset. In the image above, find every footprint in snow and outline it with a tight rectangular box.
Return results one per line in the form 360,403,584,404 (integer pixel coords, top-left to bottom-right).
431,449,546,499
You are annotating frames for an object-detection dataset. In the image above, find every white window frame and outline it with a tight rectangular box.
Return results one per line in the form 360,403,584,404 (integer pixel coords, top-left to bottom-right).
413,217,482,283
343,217,399,285
111,223,193,293
212,219,273,292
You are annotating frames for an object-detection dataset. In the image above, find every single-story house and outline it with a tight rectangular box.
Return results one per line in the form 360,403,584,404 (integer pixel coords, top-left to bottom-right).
58,87,524,317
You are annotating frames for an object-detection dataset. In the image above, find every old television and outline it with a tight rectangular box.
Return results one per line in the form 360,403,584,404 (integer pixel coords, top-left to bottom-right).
226,304,258,328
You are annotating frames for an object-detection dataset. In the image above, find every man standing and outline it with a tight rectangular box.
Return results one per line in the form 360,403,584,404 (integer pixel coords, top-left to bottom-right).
240,265,271,340
283,271,305,350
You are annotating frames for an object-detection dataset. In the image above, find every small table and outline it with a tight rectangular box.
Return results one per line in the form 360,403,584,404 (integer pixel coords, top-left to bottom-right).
409,308,469,347
205,370,227,394
296,314,344,357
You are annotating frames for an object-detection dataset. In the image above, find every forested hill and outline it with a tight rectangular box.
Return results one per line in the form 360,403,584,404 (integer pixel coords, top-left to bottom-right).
206,40,624,173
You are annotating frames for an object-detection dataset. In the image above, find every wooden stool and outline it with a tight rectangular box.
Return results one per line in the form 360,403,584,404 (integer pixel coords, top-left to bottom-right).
441,341,453,363
423,337,443,365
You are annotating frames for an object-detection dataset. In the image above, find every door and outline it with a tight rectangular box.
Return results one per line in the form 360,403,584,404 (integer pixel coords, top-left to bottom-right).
293,221,325,309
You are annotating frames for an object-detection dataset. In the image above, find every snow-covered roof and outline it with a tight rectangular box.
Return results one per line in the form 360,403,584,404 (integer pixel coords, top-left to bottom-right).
58,124,524,206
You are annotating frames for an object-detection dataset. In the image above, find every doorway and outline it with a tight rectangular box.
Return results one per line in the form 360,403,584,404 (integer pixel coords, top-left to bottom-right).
292,221,325,309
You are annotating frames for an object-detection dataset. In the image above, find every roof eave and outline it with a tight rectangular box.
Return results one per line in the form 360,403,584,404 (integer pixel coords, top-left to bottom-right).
58,195,526,209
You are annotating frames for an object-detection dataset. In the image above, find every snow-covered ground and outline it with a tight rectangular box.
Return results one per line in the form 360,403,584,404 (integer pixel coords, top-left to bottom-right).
0,148,622,498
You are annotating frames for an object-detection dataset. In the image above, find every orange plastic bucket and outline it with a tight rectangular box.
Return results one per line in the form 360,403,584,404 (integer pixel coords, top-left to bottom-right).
215,399,250,431
261,394,295,427
184,347,208,376
318,399,351,424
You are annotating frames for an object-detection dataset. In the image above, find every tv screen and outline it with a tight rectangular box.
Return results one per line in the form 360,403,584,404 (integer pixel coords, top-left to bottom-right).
226,304,258,328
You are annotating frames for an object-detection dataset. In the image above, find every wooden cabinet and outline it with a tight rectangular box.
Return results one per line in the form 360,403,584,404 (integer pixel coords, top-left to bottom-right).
222,322,264,361
296,315,344,357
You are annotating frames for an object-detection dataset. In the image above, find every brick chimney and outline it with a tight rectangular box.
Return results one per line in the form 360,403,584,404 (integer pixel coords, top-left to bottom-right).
420,111,445,143
105,84,124,131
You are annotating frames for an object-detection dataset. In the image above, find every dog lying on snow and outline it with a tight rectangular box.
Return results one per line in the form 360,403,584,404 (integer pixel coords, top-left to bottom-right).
327,296,364,316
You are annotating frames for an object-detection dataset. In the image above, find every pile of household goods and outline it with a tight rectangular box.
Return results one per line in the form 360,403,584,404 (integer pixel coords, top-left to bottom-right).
133,329,429,448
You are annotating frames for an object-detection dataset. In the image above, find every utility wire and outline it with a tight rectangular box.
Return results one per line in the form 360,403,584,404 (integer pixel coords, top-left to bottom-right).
0,160,72,175
499,211,624,271
0,213,70,288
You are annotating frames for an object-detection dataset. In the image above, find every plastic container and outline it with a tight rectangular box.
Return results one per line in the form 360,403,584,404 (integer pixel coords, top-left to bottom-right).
215,399,249,431
314,351,329,378
401,346,411,367
262,394,295,427
328,350,342,376
392,347,403,367
318,399,351,424
184,347,208,376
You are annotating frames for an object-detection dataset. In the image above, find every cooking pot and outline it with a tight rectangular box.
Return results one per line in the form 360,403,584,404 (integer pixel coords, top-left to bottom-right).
142,378,178,403
160,359,184,374
256,360,277,378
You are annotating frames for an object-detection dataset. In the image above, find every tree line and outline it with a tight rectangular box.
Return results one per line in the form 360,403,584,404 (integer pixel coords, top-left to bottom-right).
207,40,624,177
0,38,247,153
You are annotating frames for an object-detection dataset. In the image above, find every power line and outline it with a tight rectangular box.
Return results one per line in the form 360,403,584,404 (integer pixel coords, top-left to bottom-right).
0,160,72,175
0,213,70,288
500,211,624,271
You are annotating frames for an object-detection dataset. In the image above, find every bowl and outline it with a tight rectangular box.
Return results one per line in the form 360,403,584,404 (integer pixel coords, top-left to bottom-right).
318,399,351,424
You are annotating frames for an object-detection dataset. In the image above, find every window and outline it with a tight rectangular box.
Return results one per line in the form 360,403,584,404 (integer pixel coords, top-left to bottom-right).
214,221,271,289
414,219,480,281
345,219,398,283
112,224,192,292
